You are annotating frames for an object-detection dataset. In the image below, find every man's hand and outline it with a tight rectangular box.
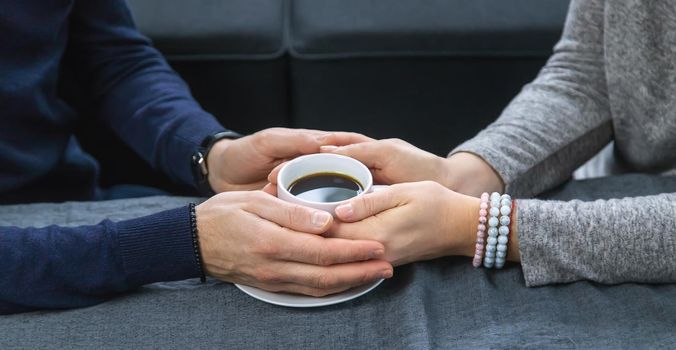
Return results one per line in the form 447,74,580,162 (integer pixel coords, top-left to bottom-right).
196,191,393,296
207,128,372,193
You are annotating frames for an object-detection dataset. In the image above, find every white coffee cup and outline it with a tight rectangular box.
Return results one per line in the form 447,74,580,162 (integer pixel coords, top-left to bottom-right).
277,153,379,214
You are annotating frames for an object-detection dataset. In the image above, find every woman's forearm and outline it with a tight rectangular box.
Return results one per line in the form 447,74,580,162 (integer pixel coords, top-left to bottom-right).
517,193,676,286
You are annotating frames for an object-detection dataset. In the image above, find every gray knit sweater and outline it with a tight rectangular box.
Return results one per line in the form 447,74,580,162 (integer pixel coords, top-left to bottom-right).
452,0,676,286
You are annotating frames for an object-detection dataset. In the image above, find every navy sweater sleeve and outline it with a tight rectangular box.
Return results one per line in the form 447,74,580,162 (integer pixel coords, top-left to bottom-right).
0,206,200,314
68,0,227,186
0,2,230,314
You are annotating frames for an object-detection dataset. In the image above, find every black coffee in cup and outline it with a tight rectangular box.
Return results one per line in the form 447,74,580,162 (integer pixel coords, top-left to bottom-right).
288,172,363,202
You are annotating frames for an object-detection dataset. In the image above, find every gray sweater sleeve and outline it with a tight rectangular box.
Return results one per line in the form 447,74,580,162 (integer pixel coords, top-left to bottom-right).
450,0,676,286
451,0,612,198
517,194,676,286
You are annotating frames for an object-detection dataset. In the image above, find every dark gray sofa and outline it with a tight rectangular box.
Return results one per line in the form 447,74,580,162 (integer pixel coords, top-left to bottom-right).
70,0,570,192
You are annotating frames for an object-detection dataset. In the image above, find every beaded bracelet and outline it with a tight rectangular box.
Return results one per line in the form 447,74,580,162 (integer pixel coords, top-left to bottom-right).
495,194,512,269
483,192,501,268
474,192,512,269
472,192,490,267
189,203,207,283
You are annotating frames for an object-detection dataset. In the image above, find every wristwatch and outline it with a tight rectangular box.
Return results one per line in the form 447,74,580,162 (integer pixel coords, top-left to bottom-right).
191,130,243,196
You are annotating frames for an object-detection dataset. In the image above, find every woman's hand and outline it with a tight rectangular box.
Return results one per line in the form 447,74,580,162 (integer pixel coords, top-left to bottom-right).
319,138,453,187
318,138,504,196
329,181,481,266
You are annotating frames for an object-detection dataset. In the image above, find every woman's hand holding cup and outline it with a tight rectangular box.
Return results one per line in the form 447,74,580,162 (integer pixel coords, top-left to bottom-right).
318,138,504,197
329,181,481,266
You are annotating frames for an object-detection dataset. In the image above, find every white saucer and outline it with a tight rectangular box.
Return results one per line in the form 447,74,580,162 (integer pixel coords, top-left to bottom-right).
234,279,384,307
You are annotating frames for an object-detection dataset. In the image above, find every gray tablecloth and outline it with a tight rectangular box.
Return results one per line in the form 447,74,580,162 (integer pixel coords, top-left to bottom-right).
1,175,676,349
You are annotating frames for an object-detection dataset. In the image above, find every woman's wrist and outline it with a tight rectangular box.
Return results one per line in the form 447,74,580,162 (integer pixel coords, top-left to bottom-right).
444,192,482,258
463,196,482,258
441,152,505,197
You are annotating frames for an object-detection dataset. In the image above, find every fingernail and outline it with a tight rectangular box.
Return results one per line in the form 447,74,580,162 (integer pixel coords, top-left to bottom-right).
312,211,332,227
319,146,338,152
380,269,393,279
335,203,354,219
370,249,385,259
315,133,332,142
320,145,339,152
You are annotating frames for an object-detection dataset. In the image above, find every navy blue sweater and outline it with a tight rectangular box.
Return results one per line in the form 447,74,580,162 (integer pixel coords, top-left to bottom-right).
0,1,229,313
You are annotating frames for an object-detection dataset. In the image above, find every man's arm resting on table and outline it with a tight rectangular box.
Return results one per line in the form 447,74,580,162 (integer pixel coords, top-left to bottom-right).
0,192,393,315
0,206,199,315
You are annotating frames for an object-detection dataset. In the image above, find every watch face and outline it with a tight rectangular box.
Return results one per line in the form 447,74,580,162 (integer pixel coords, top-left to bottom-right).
192,150,208,176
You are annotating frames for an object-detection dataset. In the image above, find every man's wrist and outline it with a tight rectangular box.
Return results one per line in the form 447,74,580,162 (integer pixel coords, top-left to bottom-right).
206,138,235,193
192,131,242,195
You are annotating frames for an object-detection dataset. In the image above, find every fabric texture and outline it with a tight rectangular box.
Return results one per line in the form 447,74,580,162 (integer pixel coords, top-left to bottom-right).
0,0,237,314
126,0,285,58
290,0,569,58
0,200,202,314
451,0,676,285
0,0,228,204
2,177,676,348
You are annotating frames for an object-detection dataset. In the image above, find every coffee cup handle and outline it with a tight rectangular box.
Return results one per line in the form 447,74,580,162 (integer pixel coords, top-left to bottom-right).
371,185,389,192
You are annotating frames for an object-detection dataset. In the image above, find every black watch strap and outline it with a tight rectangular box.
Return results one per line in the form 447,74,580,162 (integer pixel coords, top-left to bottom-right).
191,131,243,196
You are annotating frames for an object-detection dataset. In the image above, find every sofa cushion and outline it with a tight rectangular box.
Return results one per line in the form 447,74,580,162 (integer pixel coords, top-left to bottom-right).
290,0,570,58
126,0,285,58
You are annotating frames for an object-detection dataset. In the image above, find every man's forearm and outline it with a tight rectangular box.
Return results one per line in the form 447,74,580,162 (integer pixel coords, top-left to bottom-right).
69,0,230,187
0,206,199,314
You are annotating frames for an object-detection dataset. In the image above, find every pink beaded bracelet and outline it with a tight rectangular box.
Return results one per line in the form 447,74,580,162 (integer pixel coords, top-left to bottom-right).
472,192,489,267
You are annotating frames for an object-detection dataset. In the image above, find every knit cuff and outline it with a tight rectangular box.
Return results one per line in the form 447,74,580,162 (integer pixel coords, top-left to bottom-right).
116,206,200,287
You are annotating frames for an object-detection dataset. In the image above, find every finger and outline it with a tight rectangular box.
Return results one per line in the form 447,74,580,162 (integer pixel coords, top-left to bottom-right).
251,261,392,297
281,129,374,146
264,133,373,183
246,193,334,233
320,141,386,169
261,183,277,196
250,281,351,297
272,260,393,292
328,219,378,243
256,129,335,158
217,179,268,192
334,186,401,222
326,132,375,146
276,233,386,265
267,161,288,184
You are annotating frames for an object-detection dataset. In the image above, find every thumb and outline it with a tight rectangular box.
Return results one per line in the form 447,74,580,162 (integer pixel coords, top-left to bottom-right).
262,183,277,196
335,187,399,222
267,161,289,184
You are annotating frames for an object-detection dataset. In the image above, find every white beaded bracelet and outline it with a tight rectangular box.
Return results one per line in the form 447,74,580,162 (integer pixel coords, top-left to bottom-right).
495,194,511,269
480,192,512,269
483,192,501,268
